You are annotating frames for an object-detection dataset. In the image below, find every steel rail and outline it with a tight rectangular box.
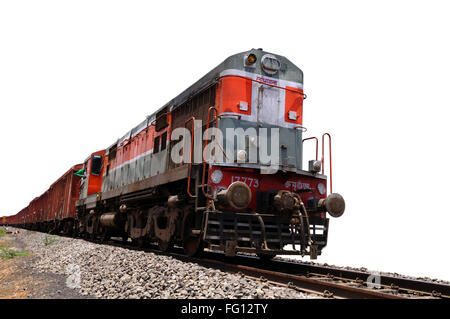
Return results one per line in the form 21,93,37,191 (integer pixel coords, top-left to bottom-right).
205,252,450,299
265,258,450,298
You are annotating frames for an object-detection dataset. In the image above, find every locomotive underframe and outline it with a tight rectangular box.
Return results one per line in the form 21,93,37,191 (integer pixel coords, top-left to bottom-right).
74,162,328,258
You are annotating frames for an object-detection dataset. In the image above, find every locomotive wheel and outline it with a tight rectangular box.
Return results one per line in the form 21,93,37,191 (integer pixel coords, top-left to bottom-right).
62,221,69,235
101,232,110,242
157,239,173,252
133,237,147,248
72,222,78,238
183,236,203,257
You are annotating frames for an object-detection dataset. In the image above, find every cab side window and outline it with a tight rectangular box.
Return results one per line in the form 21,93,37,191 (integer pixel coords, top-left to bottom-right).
154,136,160,153
91,155,103,176
161,132,167,151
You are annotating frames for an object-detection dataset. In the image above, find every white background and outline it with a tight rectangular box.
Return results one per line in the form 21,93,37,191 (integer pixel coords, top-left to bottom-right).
1,1,449,281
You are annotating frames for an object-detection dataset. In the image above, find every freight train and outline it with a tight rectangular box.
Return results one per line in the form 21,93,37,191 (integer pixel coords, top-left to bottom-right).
1,49,345,259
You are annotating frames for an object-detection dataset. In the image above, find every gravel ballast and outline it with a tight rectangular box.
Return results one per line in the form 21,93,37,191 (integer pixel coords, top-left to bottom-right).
8,227,316,299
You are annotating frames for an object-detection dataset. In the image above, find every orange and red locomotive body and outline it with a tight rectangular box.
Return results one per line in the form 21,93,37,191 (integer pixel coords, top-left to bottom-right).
2,49,345,260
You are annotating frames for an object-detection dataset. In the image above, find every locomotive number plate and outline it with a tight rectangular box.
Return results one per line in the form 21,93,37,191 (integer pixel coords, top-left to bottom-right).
231,176,259,188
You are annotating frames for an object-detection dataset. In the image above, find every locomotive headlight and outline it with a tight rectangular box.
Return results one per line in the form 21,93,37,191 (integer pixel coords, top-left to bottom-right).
317,183,326,195
245,53,257,66
308,160,322,173
210,169,223,184
261,54,281,75
237,149,247,163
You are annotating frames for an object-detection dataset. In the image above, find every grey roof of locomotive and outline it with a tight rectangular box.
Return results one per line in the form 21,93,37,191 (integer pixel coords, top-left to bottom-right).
106,48,304,154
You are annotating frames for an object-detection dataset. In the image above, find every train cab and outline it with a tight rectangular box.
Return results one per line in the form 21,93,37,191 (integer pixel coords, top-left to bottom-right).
79,150,107,200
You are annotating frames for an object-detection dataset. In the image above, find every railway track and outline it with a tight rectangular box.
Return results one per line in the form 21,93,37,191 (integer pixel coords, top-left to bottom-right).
167,253,406,299
206,253,450,299
99,236,449,299
8,226,444,299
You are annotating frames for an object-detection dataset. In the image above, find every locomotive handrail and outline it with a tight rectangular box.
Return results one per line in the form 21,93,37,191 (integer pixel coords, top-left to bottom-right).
184,117,197,198
321,133,332,194
221,74,307,98
201,107,218,200
294,125,307,132
302,137,318,161
217,113,241,120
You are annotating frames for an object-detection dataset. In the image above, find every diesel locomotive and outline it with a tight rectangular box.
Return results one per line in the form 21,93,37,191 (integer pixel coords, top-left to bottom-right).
2,49,345,259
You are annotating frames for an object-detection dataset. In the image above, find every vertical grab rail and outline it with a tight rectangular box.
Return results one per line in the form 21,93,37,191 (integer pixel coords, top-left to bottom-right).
185,117,197,198
201,107,218,199
321,133,332,194
302,137,319,161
